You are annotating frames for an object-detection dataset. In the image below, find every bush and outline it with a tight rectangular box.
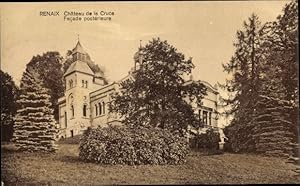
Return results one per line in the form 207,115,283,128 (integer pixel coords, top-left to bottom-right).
189,128,221,154
79,126,189,165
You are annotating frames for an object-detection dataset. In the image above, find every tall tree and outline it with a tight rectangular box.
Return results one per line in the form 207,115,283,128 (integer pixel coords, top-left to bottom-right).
0,70,18,141
253,0,298,157
13,66,57,152
26,51,64,121
110,38,207,135
223,1,298,156
221,14,266,152
271,0,298,144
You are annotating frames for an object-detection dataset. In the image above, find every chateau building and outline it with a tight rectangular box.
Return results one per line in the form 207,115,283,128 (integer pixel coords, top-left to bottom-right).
57,41,222,138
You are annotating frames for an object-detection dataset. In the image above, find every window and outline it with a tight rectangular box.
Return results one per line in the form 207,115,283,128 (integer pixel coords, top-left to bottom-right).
199,110,203,127
209,112,212,126
203,111,208,126
83,105,87,117
95,104,98,116
68,94,74,104
85,81,88,88
69,79,73,89
64,112,67,128
102,102,105,114
98,102,102,115
71,105,74,118
82,80,84,87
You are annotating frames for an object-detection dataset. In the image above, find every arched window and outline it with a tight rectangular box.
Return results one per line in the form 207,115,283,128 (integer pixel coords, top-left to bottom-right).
203,111,208,126
98,102,102,115
69,79,73,89
64,111,67,128
209,112,212,126
83,105,87,117
71,105,75,118
102,102,105,114
95,104,98,116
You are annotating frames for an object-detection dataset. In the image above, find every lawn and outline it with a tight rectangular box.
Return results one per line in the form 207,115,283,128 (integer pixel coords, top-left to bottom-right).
1,142,299,185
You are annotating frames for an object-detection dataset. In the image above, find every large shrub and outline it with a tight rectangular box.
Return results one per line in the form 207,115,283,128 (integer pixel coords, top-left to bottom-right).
79,126,189,165
189,128,221,154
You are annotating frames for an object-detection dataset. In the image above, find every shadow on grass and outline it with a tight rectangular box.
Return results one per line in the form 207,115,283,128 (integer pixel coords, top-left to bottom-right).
189,149,224,157
1,143,21,154
58,155,82,163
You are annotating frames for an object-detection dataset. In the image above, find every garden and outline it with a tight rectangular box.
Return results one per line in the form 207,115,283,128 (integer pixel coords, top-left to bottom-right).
1,127,299,185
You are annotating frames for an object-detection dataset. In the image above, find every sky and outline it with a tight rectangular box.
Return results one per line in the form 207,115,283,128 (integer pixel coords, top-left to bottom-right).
0,1,290,92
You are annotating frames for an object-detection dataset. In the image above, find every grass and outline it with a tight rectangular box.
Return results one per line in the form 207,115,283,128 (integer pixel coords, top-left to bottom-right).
1,142,300,185
57,134,82,144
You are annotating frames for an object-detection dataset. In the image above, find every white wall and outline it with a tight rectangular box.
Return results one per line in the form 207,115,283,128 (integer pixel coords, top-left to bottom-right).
63,72,103,137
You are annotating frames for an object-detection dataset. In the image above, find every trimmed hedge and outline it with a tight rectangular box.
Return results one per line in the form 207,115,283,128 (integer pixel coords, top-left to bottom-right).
79,126,189,165
189,128,221,154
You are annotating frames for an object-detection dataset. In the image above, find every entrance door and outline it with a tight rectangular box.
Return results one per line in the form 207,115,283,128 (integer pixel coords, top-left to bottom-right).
70,130,74,137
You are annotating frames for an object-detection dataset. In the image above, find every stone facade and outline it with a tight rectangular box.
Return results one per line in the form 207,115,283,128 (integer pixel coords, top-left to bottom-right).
57,41,222,138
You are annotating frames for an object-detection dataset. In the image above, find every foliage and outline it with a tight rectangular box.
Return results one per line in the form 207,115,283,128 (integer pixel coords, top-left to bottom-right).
79,126,189,165
220,14,267,152
189,128,221,153
221,1,298,156
110,38,207,134
252,1,298,157
13,66,58,152
0,70,19,141
26,51,64,121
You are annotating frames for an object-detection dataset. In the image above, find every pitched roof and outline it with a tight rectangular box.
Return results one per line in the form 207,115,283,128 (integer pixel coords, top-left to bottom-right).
72,41,87,54
64,60,94,77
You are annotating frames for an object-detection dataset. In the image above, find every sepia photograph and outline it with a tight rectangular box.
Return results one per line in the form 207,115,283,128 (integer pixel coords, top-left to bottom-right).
0,1,299,185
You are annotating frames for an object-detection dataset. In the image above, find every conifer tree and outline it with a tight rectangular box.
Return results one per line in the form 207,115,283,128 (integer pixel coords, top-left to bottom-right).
253,0,298,157
271,0,298,152
223,1,298,156
13,66,58,152
253,54,295,157
26,52,64,121
221,14,266,152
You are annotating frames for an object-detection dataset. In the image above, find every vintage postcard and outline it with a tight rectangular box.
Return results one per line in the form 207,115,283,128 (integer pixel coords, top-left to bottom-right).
1,1,299,185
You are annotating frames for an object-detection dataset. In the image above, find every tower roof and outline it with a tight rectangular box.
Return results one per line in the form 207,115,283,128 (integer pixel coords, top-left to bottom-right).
72,41,87,55
64,60,94,77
